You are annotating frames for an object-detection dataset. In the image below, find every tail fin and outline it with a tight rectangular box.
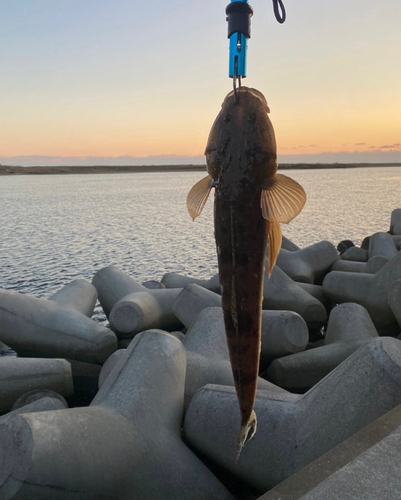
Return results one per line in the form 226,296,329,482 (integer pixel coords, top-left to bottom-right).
236,410,257,461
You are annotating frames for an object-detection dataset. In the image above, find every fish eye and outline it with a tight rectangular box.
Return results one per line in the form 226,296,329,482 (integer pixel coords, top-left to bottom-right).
248,113,256,123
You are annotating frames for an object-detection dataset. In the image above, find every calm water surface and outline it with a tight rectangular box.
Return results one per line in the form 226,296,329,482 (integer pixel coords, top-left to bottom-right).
0,167,400,321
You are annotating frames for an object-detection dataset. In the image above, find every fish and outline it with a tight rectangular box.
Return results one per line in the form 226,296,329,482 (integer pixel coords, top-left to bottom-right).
187,86,306,457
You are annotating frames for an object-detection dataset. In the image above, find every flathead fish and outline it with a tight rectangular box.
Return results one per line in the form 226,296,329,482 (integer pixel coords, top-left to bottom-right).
187,87,306,457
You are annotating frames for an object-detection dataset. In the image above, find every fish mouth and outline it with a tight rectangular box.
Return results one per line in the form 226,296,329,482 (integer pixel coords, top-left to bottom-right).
224,87,270,114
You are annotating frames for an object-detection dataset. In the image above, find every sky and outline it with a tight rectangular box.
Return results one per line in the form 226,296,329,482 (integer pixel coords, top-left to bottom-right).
1,0,400,166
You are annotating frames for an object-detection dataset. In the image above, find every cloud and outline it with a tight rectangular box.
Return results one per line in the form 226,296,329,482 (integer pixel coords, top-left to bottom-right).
354,142,366,146
278,149,401,164
377,143,400,149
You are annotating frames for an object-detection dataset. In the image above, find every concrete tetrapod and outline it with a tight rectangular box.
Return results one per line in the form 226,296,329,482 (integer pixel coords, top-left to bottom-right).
281,235,300,252
263,264,327,329
48,278,98,317
331,259,387,274
0,330,233,500
266,303,379,390
184,337,401,492
97,309,292,410
0,357,73,414
182,307,295,408
322,251,401,334
161,272,220,292
0,396,68,424
11,389,68,411
388,279,401,332
275,241,339,284
390,208,401,235
92,265,183,337
173,283,222,328
257,403,401,500
166,266,327,329
0,288,117,364
333,232,400,274
185,306,309,369
368,232,398,261
332,232,399,273
340,246,368,262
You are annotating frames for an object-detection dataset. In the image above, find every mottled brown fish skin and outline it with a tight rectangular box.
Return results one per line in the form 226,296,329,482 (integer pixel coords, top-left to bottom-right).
187,86,306,456
206,88,277,451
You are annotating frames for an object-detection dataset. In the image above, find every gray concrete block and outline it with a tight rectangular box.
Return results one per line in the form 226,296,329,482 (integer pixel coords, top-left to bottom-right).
332,255,391,274
184,337,401,491
173,284,222,328
48,279,98,317
281,235,300,251
98,348,127,388
0,330,234,499
390,208,401,235
344,232,400,275
264,265,327,329
183,307,300,408
161,272,220,292
0,289,117,364
258,404,401,500
276,241,339,284
322,251,401,334
368,232,398,261
0,396,68,424
267,303,379,390
340,246,368,262
11,390,68,411
388,279,401,332
393,234,401,250
98,312,289,411
142,280,166,289
185,306,308,367
164,266,327,329
331,259,367,273
66,359,102,396
93,266,183,337
92,265,144,317
296,283,329,305
109,287,183,337
0,357,73,414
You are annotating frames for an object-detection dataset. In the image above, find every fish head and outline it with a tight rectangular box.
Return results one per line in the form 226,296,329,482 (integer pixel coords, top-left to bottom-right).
205,87,278,186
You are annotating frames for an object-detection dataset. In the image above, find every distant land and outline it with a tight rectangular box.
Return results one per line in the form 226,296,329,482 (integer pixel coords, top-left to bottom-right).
0,163,401,176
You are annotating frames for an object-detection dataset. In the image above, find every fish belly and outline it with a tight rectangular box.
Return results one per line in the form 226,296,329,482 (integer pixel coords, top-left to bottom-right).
214,186,268,424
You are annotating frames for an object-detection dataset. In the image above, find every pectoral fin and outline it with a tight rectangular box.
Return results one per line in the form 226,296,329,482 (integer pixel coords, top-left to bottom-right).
261,174,306,223
186,175,213,221
267,221,282,277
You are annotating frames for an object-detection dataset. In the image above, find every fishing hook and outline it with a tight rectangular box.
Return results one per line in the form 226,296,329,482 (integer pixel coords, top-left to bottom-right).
233,56,242,104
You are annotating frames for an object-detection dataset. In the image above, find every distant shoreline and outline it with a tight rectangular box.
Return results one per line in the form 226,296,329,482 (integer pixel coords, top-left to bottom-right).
1,163,401,176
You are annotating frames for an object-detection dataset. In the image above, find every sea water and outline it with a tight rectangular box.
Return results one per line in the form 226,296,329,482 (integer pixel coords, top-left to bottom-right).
0,167,400,322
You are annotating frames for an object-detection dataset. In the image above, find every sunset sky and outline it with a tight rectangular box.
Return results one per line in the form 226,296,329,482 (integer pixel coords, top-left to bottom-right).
1,0,400,166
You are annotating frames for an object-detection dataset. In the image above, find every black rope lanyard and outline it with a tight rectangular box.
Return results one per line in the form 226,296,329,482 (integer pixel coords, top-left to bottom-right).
272,0,286,24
